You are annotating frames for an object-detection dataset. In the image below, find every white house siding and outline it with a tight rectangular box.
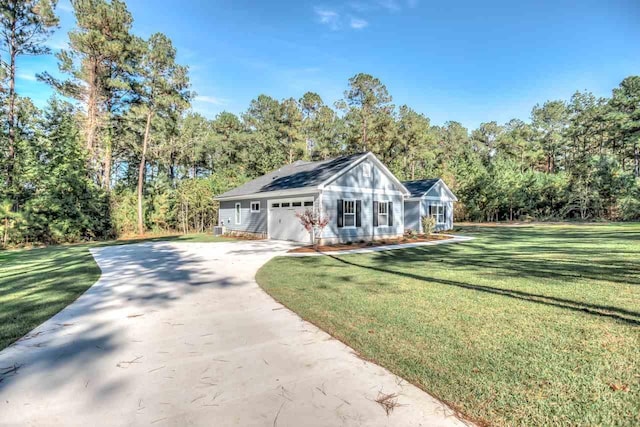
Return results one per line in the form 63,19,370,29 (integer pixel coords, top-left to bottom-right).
219,198,270,235
332,158,397,192
319,189,404,244
404,200,421,232
415,181,455,231
419,199,453,231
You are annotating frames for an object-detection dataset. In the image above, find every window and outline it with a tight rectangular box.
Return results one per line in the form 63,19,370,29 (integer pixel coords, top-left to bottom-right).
292,201,302,207
343,200,356,227
271,203,280,208
363,162,372,178
378,202,389,226
281,202,290,207
250,201,260,213
430,203,445,224
304,201,314,207
235,203,241,224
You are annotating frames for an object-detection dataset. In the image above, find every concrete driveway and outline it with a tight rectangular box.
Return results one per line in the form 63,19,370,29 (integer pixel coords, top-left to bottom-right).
0,240,468,426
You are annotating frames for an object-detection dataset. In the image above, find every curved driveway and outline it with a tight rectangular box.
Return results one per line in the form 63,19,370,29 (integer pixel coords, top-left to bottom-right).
0,240,467,426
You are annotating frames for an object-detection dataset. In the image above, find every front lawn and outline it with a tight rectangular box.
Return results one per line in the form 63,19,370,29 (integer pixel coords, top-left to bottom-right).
256,224,640,426
0,233,235,351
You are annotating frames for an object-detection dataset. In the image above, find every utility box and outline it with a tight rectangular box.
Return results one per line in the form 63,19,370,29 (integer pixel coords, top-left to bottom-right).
213,226,225,236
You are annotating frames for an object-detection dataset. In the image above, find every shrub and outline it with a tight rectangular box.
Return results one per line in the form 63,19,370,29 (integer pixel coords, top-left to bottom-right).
404,228,418,239
421,215,437,235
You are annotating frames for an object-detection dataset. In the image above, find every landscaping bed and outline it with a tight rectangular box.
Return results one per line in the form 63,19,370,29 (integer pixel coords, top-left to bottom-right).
288,233,451,253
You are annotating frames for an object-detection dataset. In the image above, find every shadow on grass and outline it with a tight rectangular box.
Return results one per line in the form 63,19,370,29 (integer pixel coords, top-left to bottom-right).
326,253,640,326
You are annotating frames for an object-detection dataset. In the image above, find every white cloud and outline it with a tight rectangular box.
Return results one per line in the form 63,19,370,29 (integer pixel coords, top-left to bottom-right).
350,18,368,29
314,7,340,30
195,95,227,105
377,0,400,11
58,1,74,13
17,72,37,82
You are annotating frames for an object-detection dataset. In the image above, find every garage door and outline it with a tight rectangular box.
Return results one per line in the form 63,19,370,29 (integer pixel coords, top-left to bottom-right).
268,198,314,243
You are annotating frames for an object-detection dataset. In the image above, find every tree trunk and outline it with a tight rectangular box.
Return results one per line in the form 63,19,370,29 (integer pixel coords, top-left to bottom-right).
7,19,17,190
362,112,367,151
2,217,8,248
634,142,639,178
103,138,112,190
169,151,176,183
137,109,153,235
86,59,100,160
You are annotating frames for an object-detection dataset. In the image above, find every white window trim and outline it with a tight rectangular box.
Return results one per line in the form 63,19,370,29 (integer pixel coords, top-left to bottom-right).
250,201,260,213
343,199,357,229
377,201,390,227
430,202,446,225
235,202,241,224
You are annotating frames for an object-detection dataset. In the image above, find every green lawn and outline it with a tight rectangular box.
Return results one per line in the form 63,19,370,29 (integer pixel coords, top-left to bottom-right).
0,233,234,350
256,224,640,426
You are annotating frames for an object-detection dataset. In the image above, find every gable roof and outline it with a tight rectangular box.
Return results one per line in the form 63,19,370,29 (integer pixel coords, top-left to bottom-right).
402,178,440,198
215,153,368,200
402,178,458,201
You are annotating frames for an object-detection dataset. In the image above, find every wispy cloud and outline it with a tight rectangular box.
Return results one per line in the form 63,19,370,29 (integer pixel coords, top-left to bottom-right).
195,95,227,105
45,38,68,51
348,2,372,12
314,7,340,30
57,1,74,13
17,72,37,82
350,18,368,29
377,0,400,11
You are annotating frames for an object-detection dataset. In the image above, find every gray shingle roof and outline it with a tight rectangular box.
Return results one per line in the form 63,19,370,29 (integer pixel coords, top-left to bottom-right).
216,152,367,199
402,178,440,198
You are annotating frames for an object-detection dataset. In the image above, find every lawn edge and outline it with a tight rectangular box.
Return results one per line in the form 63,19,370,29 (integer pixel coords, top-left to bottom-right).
254,259,483,427
0,247,103,352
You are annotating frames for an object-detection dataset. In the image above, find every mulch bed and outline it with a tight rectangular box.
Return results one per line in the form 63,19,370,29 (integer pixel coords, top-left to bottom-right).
288,234,451,253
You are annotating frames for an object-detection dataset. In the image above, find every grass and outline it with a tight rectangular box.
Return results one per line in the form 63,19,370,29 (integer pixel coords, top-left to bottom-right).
256,224,640,426
0,233,234,350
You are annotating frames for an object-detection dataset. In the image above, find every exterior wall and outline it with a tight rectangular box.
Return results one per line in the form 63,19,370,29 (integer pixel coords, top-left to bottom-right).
420,199,454,231
319,189,404,244
332,158,397,192
403,200,421,231
219,197,270,236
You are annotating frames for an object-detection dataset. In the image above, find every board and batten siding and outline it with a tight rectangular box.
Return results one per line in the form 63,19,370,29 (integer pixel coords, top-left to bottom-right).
332,158,397,192
404,200,421,231
414,181,455,232
419,200,454,231
219,198,269,235
320,190,404,243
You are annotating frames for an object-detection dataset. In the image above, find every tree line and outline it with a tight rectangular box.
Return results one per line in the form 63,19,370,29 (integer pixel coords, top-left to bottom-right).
1,0,639,247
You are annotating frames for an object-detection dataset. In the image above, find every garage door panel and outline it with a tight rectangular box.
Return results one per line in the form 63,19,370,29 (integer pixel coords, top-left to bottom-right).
268,198,312,243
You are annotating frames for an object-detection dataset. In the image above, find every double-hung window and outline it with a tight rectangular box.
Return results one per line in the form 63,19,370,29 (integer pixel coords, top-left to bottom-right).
343,200,356,227
378,202,389,226
430,203,445,225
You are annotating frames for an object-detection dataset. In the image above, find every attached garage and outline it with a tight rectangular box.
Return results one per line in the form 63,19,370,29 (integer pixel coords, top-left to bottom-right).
268,198,314,242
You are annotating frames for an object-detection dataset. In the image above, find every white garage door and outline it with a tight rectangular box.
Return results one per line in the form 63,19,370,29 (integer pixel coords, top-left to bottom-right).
268,198,314,243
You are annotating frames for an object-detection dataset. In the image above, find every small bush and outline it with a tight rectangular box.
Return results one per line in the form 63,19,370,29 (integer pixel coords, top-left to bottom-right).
421,215,436,235
404,228,418,239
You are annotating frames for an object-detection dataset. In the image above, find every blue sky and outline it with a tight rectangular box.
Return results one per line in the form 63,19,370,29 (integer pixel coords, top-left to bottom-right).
13,0,640,129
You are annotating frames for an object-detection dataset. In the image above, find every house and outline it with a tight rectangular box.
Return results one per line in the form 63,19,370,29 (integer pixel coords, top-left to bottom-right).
403,178,458,232
214,152,457,244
